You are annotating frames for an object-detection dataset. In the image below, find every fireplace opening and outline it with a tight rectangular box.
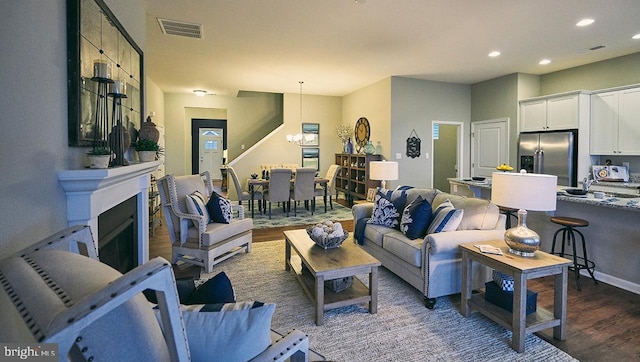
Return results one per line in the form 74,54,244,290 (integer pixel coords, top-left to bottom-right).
98,195,138,273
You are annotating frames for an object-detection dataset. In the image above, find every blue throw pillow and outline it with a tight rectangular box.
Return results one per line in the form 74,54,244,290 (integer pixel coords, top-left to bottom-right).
400,196,433,239
206,192,233,224
427,199,464,234
188,271,236,305
368,189,407,229
143,278,196,304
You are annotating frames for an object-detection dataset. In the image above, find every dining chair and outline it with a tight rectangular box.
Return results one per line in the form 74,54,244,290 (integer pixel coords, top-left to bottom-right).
264,168,292,219
227,166,263,214
291,167,317,216
315,164,341,211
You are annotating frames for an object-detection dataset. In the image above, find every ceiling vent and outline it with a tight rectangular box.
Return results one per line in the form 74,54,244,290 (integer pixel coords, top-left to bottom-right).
157,18,202,39
576,45,606,54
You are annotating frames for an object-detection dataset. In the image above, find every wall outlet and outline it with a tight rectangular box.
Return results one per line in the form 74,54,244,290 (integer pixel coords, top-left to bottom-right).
395,153,402,160
241,144,245,149
425,153,429,159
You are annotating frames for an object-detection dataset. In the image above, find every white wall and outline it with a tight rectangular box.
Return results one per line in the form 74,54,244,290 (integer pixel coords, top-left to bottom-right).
162,92,342,200
342,78,392,159
0,0,145,258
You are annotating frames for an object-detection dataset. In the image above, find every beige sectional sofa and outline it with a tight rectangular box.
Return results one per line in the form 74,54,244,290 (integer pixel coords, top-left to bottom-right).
352,187,506,308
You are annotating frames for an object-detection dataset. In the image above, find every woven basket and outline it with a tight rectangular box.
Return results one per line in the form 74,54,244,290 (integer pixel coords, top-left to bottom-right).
306,227,349,249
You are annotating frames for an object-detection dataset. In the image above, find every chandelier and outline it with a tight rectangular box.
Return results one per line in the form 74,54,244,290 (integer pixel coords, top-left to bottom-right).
286,81,314,145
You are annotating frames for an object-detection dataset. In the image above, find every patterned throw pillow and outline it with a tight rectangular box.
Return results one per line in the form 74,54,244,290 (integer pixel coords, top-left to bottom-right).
368,189,407,229
400,195,433,240
185,191,210,227
206,192,233,224
427,199,464,234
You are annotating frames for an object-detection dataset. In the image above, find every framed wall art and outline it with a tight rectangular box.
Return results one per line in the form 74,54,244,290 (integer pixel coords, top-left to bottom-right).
302,147,319,170
67,0,144,146
302,123,319,146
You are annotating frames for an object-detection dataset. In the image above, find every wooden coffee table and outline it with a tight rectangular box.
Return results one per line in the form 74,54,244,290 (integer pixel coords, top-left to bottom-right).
459,240,571,353
284,229,381,326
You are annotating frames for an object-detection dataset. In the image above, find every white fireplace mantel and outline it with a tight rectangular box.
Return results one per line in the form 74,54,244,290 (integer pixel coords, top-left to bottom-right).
57,161,162,265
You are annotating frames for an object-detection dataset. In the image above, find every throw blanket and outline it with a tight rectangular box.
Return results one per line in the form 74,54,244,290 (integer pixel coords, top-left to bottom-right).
354,217,370,245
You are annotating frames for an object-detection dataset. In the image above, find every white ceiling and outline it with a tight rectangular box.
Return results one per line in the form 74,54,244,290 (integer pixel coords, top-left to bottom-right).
142,0,640,97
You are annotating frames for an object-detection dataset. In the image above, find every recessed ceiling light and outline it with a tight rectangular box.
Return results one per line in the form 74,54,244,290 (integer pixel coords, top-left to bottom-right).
539,59,551,65
193,90,207,96
633,33,640,40
576,18,594,27
488,51,501,57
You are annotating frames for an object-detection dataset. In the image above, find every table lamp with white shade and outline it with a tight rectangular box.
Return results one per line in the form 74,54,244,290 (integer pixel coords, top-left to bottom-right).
491,170,558,257
369,161,398,189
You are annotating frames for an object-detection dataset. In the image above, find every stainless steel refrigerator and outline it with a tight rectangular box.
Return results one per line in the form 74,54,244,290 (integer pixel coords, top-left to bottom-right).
518,130,578,187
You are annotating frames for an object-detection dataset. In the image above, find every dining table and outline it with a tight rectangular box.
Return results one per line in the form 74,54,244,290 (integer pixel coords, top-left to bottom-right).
247,177,329,218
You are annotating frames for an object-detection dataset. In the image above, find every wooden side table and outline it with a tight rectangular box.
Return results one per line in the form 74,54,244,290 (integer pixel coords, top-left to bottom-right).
459,240,571,353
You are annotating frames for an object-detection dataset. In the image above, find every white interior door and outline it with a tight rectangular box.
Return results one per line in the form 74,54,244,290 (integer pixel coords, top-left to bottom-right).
199,128,224,179
471,118,509,177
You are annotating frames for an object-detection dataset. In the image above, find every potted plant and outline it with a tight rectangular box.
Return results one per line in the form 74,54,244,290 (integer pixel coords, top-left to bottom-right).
135,138,160,162
87,147,112,169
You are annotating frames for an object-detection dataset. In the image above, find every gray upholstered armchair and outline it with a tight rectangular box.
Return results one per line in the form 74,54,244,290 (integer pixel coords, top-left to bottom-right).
0,225,310,362
158,171,253,273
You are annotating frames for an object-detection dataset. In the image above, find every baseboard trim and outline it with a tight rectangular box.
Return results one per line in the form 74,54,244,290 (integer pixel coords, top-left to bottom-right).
581,269,640,295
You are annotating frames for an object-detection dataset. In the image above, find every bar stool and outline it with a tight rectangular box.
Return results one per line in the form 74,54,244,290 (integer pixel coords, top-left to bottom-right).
498,206,518,229
550,216,597,291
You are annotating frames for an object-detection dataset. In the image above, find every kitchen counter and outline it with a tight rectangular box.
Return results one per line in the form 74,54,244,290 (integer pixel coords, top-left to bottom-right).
448,177,640,294
448,177,640,212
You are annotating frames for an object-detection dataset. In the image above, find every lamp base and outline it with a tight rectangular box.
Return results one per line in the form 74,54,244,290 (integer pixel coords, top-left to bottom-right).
503,209,539,258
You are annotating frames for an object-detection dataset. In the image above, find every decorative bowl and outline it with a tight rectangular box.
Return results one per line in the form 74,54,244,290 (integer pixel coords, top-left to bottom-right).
566,188,588,196
306,226,349,249
472,176,486,181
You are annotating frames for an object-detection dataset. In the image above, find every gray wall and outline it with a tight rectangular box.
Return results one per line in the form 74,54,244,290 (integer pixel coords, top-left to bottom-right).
470,74,519,167
541,52,640,95
469,53,640,170
391,77,471,187
0,0,145,258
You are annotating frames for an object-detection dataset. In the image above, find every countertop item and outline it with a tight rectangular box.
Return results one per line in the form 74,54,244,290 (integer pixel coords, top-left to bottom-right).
592,165,629,182
448,178,640,212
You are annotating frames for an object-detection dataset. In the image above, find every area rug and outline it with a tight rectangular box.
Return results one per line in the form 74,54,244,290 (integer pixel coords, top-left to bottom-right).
250,200,352,229
200,240,578,362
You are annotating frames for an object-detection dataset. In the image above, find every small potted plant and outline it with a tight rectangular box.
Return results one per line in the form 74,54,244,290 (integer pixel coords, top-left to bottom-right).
87,147,112,169
135,138,160,162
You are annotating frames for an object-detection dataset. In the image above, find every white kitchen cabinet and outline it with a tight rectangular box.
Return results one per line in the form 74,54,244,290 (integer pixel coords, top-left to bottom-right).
520,99,547,131
590,87,640,155
520,92,587,132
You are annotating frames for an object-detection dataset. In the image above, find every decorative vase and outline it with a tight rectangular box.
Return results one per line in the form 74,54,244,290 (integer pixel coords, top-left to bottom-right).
363,141,375,155
139,116,160,143
345,138,353,154
138,151,157,162
87,154,111,169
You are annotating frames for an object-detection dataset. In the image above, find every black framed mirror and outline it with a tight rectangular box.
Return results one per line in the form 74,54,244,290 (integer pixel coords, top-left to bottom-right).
67,0,144,146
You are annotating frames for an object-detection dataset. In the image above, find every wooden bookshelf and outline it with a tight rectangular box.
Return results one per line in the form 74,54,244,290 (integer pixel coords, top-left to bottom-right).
335,153,381,205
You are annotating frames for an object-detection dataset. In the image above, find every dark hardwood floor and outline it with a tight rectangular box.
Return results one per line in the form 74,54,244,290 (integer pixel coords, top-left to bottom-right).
149,199,640,362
